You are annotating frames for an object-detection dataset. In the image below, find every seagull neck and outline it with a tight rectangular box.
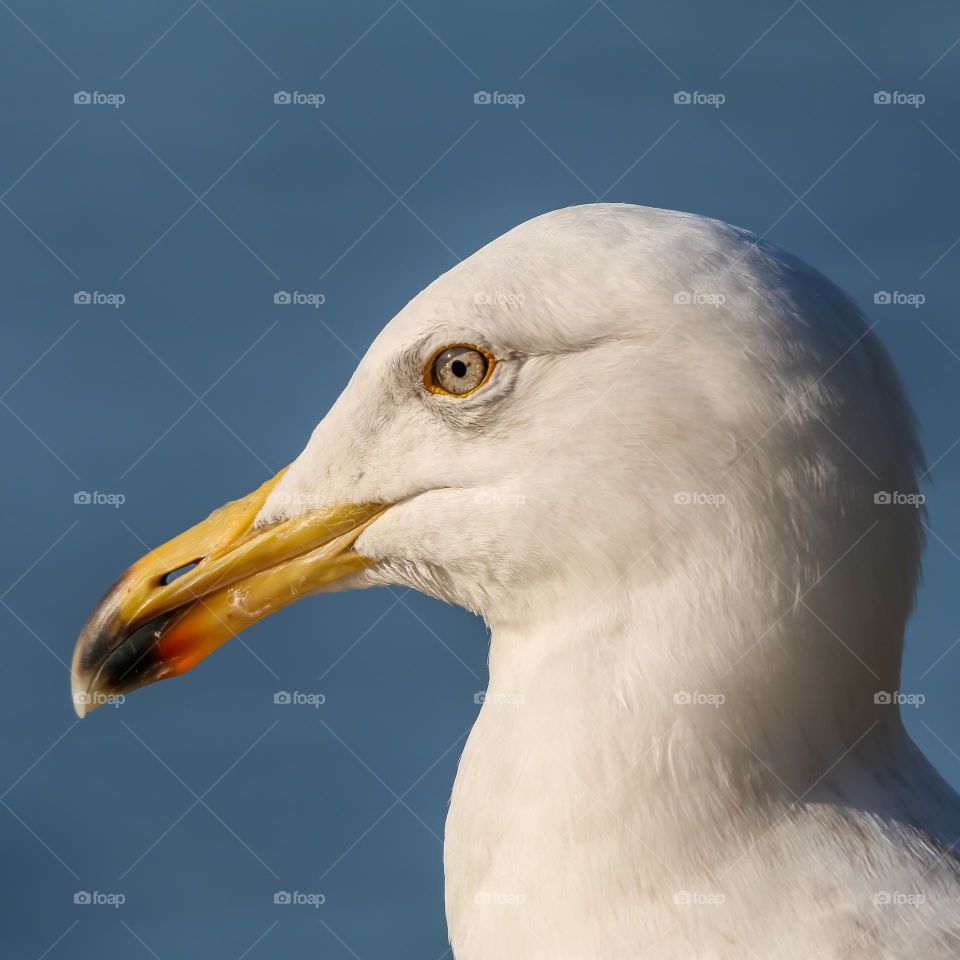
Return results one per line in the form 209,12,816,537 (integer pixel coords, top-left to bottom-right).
480,569,901,838
445,568,909,953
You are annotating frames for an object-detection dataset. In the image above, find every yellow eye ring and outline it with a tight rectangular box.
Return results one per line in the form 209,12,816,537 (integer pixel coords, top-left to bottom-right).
424,343,497,397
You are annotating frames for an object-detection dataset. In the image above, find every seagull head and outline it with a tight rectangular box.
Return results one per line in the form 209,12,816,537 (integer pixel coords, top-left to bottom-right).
71,204,925,748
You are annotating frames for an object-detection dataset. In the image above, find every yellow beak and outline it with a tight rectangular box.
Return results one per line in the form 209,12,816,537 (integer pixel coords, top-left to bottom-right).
70,468,384,717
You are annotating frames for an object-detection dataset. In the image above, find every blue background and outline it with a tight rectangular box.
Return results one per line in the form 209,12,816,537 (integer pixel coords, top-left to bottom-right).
2,1,960,956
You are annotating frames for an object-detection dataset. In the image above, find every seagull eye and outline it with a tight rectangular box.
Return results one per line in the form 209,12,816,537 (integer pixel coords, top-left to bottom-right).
425,345,495,396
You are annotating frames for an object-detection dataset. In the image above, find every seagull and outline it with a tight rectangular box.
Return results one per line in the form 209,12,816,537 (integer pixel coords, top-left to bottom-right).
72,203,960,958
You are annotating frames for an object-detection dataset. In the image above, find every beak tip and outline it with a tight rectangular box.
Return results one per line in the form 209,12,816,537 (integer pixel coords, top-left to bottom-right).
70,670,91,719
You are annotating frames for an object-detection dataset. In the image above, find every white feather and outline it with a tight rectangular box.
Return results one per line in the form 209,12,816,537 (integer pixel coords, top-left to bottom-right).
261,204,960,958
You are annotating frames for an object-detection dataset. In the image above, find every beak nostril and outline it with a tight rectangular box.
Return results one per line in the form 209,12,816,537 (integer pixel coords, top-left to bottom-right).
162,560,200,586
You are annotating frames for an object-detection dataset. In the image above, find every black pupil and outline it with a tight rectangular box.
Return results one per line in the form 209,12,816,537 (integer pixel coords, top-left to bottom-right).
451,359,468,378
